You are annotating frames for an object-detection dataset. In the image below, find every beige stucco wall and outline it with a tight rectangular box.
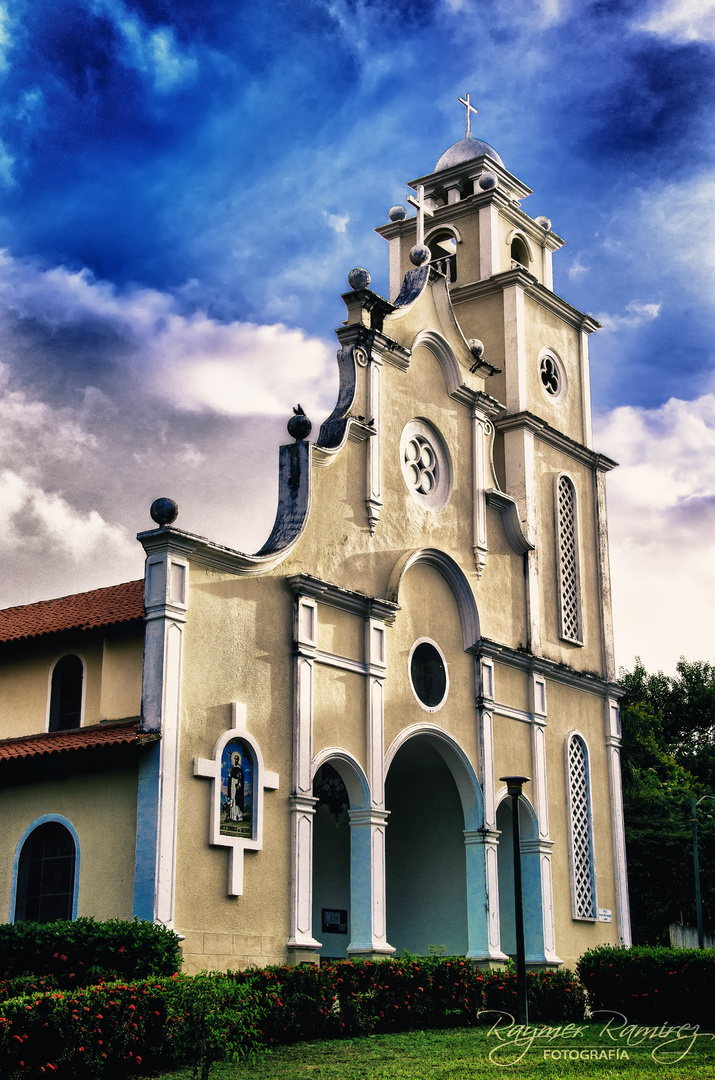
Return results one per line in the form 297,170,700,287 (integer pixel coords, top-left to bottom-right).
0,768,138,922
173,569,293,973
0,630,143,741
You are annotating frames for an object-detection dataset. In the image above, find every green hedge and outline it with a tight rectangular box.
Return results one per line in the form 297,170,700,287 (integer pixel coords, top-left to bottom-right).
0,919,181,996
0,959,586,1078
577,945,715,1026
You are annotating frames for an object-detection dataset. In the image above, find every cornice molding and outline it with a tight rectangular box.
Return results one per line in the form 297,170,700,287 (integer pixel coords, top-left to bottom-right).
287,573,399,625
450,270,602,334
478,636,625,698
493,411,618,472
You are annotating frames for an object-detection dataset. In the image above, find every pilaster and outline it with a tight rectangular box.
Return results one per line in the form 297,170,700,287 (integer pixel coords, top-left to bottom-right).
347,809,394,955
478,203,500,279
605,698,631,945
133,539,188,926
288,594,322,954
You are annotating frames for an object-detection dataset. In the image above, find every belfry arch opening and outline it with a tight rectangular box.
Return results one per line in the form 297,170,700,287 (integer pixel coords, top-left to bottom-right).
510,234,530,269
427,229,458,282
385,736,469,955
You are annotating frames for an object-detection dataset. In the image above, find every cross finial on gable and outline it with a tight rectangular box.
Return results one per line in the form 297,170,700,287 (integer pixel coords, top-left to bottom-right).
458,93,478,139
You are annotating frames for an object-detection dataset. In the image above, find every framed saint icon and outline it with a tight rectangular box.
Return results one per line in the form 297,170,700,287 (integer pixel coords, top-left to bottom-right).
220,740,254,839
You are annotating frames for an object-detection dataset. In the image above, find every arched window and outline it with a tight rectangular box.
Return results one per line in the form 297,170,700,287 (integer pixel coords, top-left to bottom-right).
510,235,530,268
567,735,597,920
49,655,83,732
556,475,583,644
427,230,458,282
14,821,77,923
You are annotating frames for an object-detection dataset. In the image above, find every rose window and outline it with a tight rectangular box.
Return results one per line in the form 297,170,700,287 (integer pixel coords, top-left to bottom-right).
399,420,451,512
540,355,560,395
404,436,437,496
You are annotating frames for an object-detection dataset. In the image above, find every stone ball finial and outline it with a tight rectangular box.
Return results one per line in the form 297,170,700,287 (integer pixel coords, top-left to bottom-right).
409,244,431,266
288,404,312,441
347,267,371,291
468,339,485,361
535,215,552,231
150,497,178,526
388,205,407,222
478,171,497,191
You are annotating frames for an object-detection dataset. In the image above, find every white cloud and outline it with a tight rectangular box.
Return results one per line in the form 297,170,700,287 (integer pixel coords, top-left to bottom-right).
595,393,715,673
568,258,588,280
91,0,198,92
596,300,661,332
635,0,715,43
325,212,350,235
0,250,334,419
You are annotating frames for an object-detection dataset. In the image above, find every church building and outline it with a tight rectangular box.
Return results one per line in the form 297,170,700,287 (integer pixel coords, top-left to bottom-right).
0,115,630,973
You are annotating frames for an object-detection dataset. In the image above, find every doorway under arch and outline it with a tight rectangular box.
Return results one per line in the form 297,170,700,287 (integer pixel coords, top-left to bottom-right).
385,736,468,955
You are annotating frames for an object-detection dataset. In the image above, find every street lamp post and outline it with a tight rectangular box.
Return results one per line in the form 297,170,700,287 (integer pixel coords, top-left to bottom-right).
499,774,531,1026
692,794,715,948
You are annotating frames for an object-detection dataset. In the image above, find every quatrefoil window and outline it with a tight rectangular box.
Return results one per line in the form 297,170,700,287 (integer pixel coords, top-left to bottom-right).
405,436,437,494
538,351,566,402
399,420,451,512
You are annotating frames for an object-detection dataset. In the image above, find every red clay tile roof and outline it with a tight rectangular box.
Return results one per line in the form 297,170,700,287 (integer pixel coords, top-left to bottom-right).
0,719,157,761
0,580,145,644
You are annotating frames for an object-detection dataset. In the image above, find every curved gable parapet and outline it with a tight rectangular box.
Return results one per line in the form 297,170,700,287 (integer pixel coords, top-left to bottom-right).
139,439,314,575
386,547,480,651
255,440,312,556
315,341,360,451
392,265,430,308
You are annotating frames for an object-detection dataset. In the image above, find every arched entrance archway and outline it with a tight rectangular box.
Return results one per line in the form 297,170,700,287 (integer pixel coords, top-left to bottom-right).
384,728,487,957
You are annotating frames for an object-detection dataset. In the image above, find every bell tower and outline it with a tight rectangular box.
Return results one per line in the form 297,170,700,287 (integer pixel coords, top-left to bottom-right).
375,109,614,676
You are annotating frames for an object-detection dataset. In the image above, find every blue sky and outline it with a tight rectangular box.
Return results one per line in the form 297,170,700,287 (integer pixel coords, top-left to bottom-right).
1,0,714,672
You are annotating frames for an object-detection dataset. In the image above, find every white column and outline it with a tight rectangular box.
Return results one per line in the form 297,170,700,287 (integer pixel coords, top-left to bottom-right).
528,674,560,963
472,409,489,577
478,203,500,279
288,596,322,955
579,328,593,449
388,234,403,301
595,467,617,682
366,353,382,533
473,658,506,960
503,285,527,413
347,809,393,954
134,548,188,927
350,615,395,956
605,698,632,945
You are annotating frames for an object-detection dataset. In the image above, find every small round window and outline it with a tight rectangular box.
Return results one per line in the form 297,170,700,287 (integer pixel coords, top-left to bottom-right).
400,420,452,512
409,638,449,712
538,350,566,402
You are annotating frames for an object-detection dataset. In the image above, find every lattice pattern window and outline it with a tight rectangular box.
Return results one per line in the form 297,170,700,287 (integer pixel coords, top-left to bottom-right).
568,735,596,919
557,476,583,644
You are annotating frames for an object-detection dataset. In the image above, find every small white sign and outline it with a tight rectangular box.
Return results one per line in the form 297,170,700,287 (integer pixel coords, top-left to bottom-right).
598,908,612,923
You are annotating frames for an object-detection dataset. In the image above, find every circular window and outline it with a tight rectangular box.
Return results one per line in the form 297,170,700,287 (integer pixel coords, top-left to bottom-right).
400,420,452,511
538,350,566,402
409,638,449,712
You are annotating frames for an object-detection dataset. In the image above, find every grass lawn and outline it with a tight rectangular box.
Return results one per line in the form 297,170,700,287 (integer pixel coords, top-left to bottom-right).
154,1022,715,1079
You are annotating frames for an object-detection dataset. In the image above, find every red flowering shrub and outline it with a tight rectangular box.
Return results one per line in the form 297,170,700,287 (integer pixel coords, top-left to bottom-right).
482,966,586,1021
577,945,715,1026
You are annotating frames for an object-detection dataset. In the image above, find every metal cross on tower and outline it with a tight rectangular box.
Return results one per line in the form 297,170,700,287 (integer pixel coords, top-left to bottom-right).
458,92,478,139
406,183,434,246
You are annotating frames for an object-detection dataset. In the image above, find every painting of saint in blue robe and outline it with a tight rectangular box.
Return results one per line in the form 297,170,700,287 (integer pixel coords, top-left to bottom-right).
220,740,253,838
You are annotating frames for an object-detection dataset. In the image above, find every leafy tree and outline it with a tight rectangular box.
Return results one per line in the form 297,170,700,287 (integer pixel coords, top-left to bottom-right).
619,659,715,944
